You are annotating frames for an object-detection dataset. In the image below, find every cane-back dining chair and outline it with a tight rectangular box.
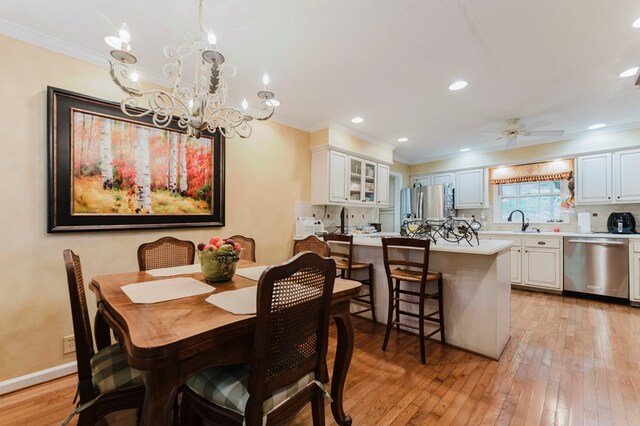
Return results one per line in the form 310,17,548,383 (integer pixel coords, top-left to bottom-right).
227,234,257,262
180,252,337,426
137,236,196,271
292,235,330,257
62,250,144,425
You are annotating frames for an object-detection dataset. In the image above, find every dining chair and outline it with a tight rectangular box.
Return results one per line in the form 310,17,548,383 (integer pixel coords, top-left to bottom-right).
381,237,445,364
137,236,196,271
227,234,257,262
324,234,376,322
292,235,330,257
62,250,145,425
180,252,337,426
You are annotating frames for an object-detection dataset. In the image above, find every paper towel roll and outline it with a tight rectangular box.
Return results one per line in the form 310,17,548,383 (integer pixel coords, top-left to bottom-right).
578,212,591,233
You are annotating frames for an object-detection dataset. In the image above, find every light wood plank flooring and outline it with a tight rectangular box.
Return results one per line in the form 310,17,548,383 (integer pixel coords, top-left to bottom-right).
2,289,640,425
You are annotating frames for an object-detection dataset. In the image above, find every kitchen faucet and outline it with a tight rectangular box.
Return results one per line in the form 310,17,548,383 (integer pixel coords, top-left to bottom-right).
507,209,530,232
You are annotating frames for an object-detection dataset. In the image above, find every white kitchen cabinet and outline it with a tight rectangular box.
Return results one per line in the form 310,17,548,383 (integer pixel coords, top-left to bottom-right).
522,237,562,291
311,149,348,205
348,156,377,205
411,175,430,187
376,163,390,207
631,242,640,305
614,149,640,203
576,153,612,204
510,248,522,284
432,172,454,187
455,168,487,209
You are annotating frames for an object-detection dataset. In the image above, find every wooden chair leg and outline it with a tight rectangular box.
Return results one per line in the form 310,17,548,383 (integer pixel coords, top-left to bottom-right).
311,387,326,426
382,278,395,351
394,279,401,332
418,282,427,364
368,264,376,323
179,400,202,426
94,311,112,351
438,275,446,344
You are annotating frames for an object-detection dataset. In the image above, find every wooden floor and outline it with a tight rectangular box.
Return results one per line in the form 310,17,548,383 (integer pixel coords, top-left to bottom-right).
3,289,640,425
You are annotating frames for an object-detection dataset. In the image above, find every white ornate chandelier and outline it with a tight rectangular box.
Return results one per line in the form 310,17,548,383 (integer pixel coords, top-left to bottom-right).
105,0,277,139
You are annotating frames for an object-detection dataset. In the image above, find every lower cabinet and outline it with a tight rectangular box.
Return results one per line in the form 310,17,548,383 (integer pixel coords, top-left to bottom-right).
631,243,640,304
483,234,563,291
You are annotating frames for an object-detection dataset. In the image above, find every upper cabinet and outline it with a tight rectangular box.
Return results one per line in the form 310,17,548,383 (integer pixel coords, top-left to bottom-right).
432,172,454,187
614,149,640,203
311,148,390,206
576,150,640,205
376,163,390,207
576,153,612,204
455,168,487,209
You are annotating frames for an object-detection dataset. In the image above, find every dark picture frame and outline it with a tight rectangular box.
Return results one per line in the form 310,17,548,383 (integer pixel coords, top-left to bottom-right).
47,87,225,232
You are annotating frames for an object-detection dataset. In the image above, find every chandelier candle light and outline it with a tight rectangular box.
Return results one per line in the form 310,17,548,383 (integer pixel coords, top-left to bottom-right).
105,0,277,139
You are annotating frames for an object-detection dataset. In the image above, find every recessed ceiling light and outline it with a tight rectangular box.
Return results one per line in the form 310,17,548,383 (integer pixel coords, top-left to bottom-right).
633,18,640,28
266,99,280,107
460,148,470,152
351,116,364,124
619,66,639,78
397,137,408,142
587,123,606,130
449,80,468,91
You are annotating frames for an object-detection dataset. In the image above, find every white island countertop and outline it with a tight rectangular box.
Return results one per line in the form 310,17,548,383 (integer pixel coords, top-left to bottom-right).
480,230,640,239
350,235,512,255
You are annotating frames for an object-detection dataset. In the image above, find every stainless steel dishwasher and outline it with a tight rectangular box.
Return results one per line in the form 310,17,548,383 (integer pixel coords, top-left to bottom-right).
563,236,628,299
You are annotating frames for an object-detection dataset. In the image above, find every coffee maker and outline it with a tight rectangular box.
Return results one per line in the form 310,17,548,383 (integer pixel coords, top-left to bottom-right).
607,212,636,234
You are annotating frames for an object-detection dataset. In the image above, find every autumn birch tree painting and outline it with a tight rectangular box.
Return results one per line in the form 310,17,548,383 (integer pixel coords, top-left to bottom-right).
72,111,213,215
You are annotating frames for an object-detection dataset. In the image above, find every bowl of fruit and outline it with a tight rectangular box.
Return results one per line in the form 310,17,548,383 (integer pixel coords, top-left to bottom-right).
197,236,242,282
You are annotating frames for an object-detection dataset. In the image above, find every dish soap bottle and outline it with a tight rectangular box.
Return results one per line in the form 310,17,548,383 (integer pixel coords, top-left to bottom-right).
480,211,487,231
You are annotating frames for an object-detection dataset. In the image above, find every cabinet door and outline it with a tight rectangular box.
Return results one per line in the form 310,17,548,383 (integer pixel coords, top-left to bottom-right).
523,248,561,290
432,172,453,188
455,169,486,209
376,163,390,207
631,252,640,302
412,176,431,187
614,149,640,202
348,157,363,203
510,248,522,284
328,151,348,203
363,161,377,205
576,153,612,204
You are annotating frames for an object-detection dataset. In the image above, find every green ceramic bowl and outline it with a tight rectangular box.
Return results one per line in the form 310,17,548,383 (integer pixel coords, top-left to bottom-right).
198,250,240,282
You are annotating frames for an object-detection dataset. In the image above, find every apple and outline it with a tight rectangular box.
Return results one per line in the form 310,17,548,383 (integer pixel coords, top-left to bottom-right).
233,242,241,251
203,244,215,251
209,236,222,245
214,240,224,248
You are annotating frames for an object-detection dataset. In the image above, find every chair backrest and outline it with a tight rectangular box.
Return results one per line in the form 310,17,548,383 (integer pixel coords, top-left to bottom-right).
63,250,96,398
323,234,353,269
137,236,196,271
292,235,330,257
228,234,256,262
381,237,431,284
247,252,336,416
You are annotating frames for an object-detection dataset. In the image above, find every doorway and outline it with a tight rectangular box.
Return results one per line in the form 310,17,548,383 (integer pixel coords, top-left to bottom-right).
379,172,402,232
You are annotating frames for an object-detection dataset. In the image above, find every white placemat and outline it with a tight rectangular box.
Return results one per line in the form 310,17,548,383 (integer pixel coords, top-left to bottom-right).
146,264,202,277
234,265,269,281
205,286,257,315
122,277,214,304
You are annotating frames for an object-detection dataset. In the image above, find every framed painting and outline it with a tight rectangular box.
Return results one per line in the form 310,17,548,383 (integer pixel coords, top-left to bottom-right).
47,87,225,232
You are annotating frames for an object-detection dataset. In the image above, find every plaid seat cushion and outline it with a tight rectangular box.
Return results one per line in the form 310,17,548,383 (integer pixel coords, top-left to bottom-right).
90,344,143,394
185,363,315,416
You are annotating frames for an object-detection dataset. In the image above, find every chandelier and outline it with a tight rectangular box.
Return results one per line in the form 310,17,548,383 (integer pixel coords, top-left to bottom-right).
104,0,277,139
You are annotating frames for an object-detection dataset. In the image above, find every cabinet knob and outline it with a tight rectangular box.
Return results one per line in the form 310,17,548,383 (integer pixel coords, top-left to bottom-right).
538,241,546,245
608,197,611,199
618,196,620,199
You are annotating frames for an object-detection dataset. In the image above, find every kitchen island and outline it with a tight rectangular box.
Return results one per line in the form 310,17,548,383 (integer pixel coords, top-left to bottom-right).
342,236,513,360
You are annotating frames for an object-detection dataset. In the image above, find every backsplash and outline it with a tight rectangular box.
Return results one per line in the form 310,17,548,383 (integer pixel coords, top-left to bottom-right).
463,204,640,233
294,202,379,233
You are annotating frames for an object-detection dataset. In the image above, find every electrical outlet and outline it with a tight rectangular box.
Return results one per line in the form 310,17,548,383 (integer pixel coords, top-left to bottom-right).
63,335,76,354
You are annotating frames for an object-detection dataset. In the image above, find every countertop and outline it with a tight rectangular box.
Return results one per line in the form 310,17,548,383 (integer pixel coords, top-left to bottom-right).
350,236,512,255
480,230,640,239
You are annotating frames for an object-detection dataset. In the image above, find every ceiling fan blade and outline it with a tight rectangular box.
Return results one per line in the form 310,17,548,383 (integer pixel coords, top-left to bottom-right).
523,130,565,137
524,121,552,131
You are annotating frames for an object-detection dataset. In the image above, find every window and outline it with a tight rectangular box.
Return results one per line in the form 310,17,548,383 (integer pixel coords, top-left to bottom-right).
495,180,565,223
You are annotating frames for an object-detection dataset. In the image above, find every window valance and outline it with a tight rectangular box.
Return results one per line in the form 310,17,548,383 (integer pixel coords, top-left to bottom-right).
489,159,574,185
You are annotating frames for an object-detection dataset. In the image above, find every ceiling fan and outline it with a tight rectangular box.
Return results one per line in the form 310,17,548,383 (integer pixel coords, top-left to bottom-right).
482,118,565,149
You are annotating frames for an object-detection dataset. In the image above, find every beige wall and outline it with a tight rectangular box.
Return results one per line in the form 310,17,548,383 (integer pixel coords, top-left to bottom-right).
409,128,640,175
0,35,310,381
310,126,394,164
390,160,410,187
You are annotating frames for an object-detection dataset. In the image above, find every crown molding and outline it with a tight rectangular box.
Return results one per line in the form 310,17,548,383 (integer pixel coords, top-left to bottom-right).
327,120,397,152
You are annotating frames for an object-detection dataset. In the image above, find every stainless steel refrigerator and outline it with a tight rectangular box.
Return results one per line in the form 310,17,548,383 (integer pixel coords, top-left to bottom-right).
399,184,454,221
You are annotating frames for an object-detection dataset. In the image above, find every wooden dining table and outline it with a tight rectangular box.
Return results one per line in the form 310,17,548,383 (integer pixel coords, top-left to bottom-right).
89,259,361,426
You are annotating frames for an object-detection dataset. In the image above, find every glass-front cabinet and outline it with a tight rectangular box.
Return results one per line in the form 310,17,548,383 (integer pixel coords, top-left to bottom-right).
349,156,377,205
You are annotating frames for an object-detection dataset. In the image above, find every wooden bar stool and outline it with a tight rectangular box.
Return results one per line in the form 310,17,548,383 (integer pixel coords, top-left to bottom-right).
324,234,376,323
381,237,445,364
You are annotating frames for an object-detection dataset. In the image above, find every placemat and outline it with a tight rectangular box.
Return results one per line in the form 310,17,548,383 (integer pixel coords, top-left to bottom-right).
146,264,201,277
122,277,214,304
234,265,269,281
205,286,257,315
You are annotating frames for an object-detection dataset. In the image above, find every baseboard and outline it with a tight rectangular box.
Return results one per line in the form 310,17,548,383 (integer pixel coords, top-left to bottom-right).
0,361,77,396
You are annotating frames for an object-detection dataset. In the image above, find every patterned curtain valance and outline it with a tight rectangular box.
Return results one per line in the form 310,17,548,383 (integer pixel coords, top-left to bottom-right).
490,159,574,185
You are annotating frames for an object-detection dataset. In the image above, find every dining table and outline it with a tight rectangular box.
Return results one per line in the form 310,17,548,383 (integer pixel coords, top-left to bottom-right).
89,259,361,426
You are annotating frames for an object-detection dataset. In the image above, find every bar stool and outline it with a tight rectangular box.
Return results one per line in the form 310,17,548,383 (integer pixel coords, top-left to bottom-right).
324,234,376,323
381,237,445,364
